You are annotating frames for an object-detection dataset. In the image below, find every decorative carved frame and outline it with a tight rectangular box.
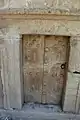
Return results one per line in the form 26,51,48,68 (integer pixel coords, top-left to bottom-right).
0,12,80,113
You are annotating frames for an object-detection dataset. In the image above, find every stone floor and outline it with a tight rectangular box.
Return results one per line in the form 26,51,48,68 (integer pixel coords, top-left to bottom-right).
0,112,78,120
22,103,62,113
0,103,79,120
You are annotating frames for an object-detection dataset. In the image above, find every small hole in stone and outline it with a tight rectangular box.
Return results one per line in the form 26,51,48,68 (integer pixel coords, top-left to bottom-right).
48,10,51,13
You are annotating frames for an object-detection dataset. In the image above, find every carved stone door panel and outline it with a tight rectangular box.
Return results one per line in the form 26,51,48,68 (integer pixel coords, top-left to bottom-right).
42,36,68,104
23,35,44,103
23,35,68,104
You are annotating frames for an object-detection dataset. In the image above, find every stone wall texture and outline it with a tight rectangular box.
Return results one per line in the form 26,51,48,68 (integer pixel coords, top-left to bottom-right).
0,0,80,12
0,0,80,114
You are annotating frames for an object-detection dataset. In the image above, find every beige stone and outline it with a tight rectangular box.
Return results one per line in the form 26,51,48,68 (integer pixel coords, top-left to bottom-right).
63,72,80,113
66,88,77,96
0,50,3,108
1,47,10,108
1,15,80,36
76,95,80,113
0,0,80,11
75,84,80,113
5,37,23,109
63,95,76,113
0,30,24,109
66,72,80,89
69,37,80,72
8,20,80,36
0,0,80,113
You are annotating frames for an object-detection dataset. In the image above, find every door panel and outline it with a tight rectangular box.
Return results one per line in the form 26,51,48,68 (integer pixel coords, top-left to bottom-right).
42,36,67,104
23,35,44,103
23,35,68,104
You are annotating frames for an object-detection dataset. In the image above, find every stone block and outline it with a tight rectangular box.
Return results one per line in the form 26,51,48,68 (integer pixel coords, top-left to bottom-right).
1,32,24,109
1,0,80,11
76,87,80,113
63,72,80,113
69,37,80,72
66,88,77,96
76,95,80,113
63,95,76,113
66,72,80,89
6,39,23,109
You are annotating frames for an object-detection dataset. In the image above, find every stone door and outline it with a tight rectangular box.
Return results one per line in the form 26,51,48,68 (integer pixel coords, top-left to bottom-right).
23,35,68,104
23,35,44,103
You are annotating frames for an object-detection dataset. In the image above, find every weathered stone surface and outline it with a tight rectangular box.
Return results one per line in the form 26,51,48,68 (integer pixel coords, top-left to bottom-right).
1,16,80,36
23,35,44,103
69,37,80,72
0,0,80,113
63,95,77,113
66,72,80,89
76,95,80,113
66,88,77,96
0,115,12,120
0,0,80,12
0,49,3,108
5,38,23,109
63,72,80,113
0,109,76,120
1,47,11,109
75,84,80,113
11,20,80,36
0,28,24,109
23,35,68,104
42,36,68,104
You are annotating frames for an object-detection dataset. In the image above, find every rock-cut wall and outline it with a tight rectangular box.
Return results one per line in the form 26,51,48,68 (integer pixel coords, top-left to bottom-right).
0,0,80,11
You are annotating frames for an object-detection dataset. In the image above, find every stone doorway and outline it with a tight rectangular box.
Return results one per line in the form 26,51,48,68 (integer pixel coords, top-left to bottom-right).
22,35,69,105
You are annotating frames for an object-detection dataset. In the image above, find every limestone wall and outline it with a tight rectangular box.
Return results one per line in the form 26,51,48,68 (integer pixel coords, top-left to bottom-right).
0,0,80,11
0,0,80,114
